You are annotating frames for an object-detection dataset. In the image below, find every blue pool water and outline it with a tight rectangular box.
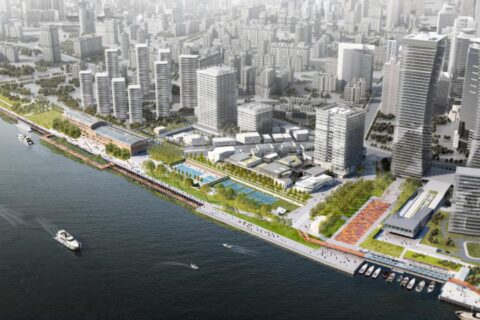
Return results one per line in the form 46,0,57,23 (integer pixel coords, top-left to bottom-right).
216,179,277,205
174,163,217,184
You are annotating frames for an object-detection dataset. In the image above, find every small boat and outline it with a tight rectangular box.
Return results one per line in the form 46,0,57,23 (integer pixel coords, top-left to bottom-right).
382,270,390,279
407,278,417,290
415,281,425,293
365,265,375,277
222,243,233,249
427,281,436,293
17,133,34,145
190,263,199,270
400,277,409,288
386,272,396,283
455,311,480,320
54,230,81,251
397,275,403,282
358,263,368,275
372,267,382,279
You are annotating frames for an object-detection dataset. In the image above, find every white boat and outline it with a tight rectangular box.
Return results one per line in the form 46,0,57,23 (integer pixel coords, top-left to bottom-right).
222,243,233,249
400,277,409,288
386,272,396,283
365,265,375,277
17,133,34,146
358,263,368,275
427,281,436,293
190,263,199,270
407,278,416,290
455,311,480,320
54,230,81,251
415,281,425,293
372,267,382,279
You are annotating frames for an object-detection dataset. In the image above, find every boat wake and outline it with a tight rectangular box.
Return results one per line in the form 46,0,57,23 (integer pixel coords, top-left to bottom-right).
231,246,257,255
0,205,25,227
150,261,192,270
36,218,58,236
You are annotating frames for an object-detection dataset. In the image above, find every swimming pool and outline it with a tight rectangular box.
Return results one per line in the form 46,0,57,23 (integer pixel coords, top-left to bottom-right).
174,163,218,185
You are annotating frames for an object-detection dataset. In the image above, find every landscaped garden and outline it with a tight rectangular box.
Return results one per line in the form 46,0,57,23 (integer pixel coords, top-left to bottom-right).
404,250,462,271
420,211,458,253
105,143,131,160
148,141,184,165
27,109,63,128
466,242,480,259
360,227,404,257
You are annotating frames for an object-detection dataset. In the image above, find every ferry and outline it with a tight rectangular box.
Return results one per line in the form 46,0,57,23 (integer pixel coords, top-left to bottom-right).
427,281,436,293
415,281,425,293
407,278,417,290
54,230,81,251
400,277,409,288
222,243,233,249
365,265,375,277
17,133,34,146
358,263,368,275
372,267,382,279
386,272,396,283
190,263,199,270
455,311,480,320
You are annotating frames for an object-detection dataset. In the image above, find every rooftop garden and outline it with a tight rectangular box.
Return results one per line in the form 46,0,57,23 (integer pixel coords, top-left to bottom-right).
392,179,422,213
404,250,462,272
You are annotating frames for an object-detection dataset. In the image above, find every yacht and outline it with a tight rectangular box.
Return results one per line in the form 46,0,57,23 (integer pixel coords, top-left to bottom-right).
54,230,81,251
190,263,199,270
415,281,425,293
17,133,34,146
222,243,233,249
358,263,368,275
386,272,396,283
407,278,417,290
372,267,382,279
365,265,375,277
400,277,409,288
427,281,436,293
455,311,480,320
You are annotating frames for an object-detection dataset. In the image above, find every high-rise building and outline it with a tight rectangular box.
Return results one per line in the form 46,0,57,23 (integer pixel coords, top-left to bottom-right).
95,72,110,116
112,78,127,120
73,35,103,59
154,61,171,118
120,33,130,61
105,48,119,80
337,43,374,89
240,66,255,95
179,54,199,109
135,44,150,95
312,73,337,94
437,4,457,34
40,25,61,63
128,85,143,124
385,0,401,31
158,48,172,103
449,167,480,235
460,0,475,16
381,57,400,115
476,0,480,36
79,1,96,35
79,70,94,109
391,33,447,179
460,40,480,137
104,19,118,46
196,66,237,132
237,102,273,133
314,105,366,176
448,29,476,102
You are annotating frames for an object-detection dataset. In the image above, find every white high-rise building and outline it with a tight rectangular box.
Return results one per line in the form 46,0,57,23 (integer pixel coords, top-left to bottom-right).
179,54,199,109
381,57,400,115
460,40,480,136
237,102,273,133
449,167,480,235
112,78,127,120
104,19,118,46
448,29,476,102
105,48,120,80
95,72,110,116
337,43,374,89
437,4,457,34
79,1,96,35
158,48,172,103
314,105,366,176
79,70,94,109
40,25,61,63
476,0,480,35
385,0,401,31
121,33,130,61
128,85,143,124
196,66,237,132
385,39,398,62
135,44,150,95
391,33,447,179
154,61,171,118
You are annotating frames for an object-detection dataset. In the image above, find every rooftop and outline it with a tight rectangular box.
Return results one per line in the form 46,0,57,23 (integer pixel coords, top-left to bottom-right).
95,125,147,146
197,65,235,77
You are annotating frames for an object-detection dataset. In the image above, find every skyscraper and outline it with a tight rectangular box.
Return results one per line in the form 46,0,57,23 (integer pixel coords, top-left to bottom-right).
112,78,127,120
448,29,476,102
385,0,401,31
391,33,447,179
121,33,130,61
158,48,172,103
105,48,120,80
449,167,480,235
460,40,480,139
104,19,118,46
196,66,237,132
179,54,199,110
95,72,110,116
337,43,374,89
79,70,94,109
436,4,457,34
40,25,61,63
154,61,171,118
314,105,365,176
79,1,96,35
128,85,143,124
135,44,150,95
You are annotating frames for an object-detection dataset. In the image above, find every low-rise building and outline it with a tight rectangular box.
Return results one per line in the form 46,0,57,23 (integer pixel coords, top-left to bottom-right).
292,129,309,142
237,102,273,133
212,137,237,147
208,147,236,162
183,134,209,146
236,132,262,145
294,174,334,193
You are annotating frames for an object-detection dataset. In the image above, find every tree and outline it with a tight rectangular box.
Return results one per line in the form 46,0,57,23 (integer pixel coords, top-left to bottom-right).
144,160,156,172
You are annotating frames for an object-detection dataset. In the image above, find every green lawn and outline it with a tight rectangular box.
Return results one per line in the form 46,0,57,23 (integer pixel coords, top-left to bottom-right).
26,109,63,129
392,179,422,213
404,250,462,271
149,142,184,165
420,211,459,253
466,242,480,259
360,227,404,257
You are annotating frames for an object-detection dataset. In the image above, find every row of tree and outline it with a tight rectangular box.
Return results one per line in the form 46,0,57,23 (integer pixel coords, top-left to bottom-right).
52,118,81,139
105,143,131,160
